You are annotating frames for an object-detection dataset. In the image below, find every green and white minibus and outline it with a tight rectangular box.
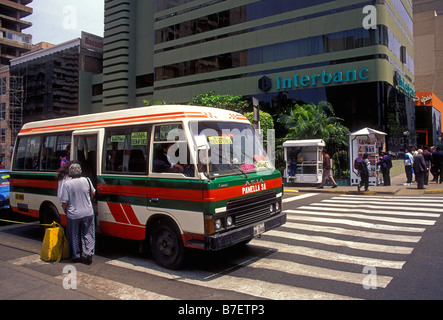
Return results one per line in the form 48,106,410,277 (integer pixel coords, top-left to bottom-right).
10,105,285,269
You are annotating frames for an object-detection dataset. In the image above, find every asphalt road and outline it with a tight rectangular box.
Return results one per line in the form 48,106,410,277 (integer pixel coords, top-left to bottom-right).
1,191,443,302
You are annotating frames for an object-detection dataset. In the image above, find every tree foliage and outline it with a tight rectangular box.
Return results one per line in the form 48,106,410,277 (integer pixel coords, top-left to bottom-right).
244,111,274,141
189,91,249,114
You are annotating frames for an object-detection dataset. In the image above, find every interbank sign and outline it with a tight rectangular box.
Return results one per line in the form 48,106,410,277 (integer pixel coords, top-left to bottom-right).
258,68,369,92
394,71,415,99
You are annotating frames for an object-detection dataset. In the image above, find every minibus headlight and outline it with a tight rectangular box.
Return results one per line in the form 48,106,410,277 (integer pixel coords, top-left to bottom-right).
226,216,233,227
215,219,222,230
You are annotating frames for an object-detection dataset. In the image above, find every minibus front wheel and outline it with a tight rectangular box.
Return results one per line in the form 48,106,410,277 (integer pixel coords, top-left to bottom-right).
148,216,185,270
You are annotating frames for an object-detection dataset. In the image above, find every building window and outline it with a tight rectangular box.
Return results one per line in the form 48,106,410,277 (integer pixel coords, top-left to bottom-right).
0,77,6,95
0,103,5,120
136,74,154,89
92,84,103,96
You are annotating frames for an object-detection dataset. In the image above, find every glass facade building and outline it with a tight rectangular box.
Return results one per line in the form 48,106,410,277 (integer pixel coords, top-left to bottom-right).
101,0,415,151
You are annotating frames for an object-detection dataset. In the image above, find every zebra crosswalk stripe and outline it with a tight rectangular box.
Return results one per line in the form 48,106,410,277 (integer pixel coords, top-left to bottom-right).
107,257,355,300
308,202,441,216
250,239,406,269
282,221,422,243
286,209,437,225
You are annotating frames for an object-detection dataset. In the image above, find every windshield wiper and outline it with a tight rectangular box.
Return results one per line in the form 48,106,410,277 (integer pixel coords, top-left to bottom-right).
234,164,248,179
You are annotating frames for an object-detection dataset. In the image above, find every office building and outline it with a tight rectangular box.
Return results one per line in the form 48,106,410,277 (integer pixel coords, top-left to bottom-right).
413,0,443,14
0,0,33,66
96,1,416,151
415,91,442,146
413,0,443,102
5,32,103,167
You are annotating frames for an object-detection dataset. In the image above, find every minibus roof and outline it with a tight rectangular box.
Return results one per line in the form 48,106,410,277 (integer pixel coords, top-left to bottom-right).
19,105,250,135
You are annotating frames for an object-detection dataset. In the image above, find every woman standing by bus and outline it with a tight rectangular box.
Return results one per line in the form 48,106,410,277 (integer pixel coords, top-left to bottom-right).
60,163,96,264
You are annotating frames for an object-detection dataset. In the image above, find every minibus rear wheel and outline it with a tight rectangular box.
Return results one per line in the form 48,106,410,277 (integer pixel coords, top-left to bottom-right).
40,203,61,227
149,217,185,270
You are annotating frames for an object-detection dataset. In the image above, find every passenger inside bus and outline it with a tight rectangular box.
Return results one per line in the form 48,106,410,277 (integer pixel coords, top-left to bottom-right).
153,143,194,176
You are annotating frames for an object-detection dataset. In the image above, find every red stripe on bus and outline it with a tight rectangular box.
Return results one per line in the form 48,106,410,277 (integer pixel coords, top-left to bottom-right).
98,177,282,202
11,206,40,219
10,178,58,189
100,221,145,240
98,184,146,197
107,202,130,224
203,177,283,201
121,204,143,226
19,112,214,134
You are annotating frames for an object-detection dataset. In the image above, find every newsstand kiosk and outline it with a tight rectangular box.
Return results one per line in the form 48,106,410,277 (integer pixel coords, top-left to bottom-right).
348,127,387,186
283,139,325,185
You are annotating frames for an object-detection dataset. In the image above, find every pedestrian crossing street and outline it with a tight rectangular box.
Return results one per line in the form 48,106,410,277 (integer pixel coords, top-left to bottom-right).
10,193,443,300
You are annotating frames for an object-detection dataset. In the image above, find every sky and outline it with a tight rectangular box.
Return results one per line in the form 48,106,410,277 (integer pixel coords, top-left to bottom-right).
26,0,104,45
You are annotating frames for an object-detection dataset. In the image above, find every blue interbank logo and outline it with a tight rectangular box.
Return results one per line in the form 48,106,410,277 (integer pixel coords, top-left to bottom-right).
394,71,415,99
275,68,369,90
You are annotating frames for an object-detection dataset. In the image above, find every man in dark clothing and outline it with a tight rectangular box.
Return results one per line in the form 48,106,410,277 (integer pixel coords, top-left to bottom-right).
377,152,392,186
433,147,443,183
358,153,370,192
153,143,184,173
422,146,432,185
413,149,427,189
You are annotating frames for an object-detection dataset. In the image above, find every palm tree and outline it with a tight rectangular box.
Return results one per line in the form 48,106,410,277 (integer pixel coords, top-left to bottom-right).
277,102,350,180
277,101,349,148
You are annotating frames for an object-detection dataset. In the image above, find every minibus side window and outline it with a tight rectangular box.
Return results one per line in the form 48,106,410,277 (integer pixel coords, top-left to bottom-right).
40,134,71,171
103,126,150,174
151,124,194,177
13,136,42,171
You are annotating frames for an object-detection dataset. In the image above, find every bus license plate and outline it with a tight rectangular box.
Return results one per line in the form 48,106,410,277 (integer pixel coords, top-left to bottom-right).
253,223,265,236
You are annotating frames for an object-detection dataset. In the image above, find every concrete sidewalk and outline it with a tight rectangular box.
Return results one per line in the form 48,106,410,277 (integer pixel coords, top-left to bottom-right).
285,173,443,195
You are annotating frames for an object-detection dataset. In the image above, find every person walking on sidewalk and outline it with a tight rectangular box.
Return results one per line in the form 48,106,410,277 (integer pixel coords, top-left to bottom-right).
61,163,96,264
317,149,337,189
403,148,414,185
413,149,427,189
358,153,370,192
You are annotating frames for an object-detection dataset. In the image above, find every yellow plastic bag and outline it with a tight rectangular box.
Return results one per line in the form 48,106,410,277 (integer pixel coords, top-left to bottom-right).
40,222,69,263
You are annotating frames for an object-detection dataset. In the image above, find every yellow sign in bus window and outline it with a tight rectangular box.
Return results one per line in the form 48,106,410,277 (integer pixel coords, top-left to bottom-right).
131,132,147,145
208,136,232,145
111,135,125,143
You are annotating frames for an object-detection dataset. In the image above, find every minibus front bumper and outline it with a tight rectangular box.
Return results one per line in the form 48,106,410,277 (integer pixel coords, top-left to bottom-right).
205,212,286,251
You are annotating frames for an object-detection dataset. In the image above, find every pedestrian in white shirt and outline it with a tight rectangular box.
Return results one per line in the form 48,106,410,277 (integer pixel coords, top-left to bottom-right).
403,148,413,185
61,163,96,264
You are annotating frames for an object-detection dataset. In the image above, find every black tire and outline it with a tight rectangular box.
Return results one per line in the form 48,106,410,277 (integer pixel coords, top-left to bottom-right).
149,217,185,270
40,203,61,227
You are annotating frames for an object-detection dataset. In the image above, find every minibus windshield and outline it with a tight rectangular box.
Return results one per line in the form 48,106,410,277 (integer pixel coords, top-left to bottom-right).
190,121,274,178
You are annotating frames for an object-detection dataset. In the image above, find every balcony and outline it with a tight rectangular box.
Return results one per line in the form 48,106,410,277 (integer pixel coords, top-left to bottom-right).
0,0,33,19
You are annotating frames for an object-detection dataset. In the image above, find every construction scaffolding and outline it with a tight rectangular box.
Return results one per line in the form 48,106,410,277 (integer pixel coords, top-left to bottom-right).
9,75,24,158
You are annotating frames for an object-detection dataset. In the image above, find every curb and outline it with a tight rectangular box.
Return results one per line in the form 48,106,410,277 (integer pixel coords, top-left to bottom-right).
283,187,443,196
424,189,443,194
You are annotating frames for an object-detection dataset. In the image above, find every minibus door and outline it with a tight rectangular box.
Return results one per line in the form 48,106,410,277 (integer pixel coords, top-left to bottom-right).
72,129,103,225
